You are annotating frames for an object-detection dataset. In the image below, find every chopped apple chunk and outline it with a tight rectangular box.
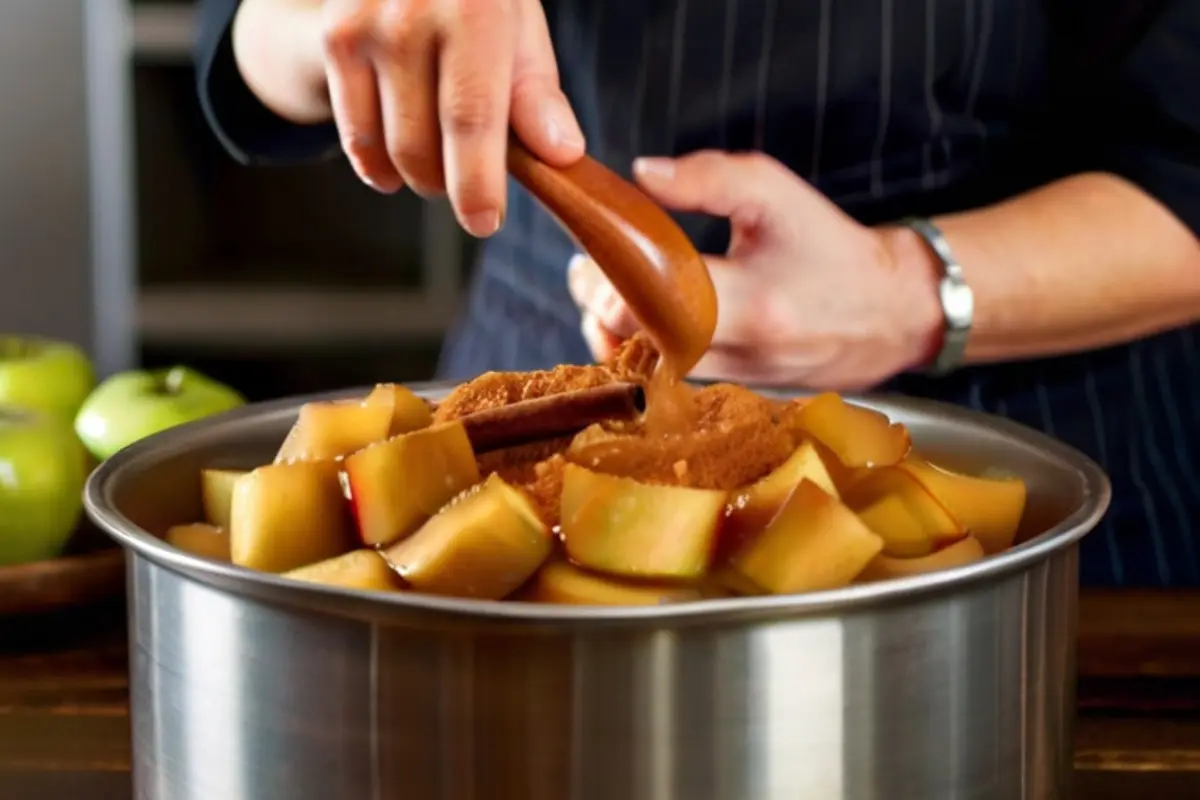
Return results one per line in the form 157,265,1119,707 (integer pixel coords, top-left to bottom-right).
791,392,910,469
230,461,352,573
560,463,727,581
856,535,986,582
284,549,403,592
365,383,433,435
722,440,838,559
165,522,231,562
383,474,552,600
523,561,702,605
200,468,246,529
725,479,883,594
275,396,395,463
842,467,964,558
899,458,1027,553
344,421,481,547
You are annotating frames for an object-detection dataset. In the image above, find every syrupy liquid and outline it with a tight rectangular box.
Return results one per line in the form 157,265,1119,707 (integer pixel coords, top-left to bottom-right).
641,359,696,438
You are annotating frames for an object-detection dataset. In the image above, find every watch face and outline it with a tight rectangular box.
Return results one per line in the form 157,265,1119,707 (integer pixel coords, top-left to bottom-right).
938,279,975,330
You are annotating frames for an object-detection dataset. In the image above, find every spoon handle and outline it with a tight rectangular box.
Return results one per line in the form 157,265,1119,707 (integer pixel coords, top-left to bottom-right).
506,140,717,376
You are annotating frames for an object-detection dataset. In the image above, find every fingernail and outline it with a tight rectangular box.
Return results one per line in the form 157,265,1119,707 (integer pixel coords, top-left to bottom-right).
633,157,674,180
544,100,586,150
463,210,501,238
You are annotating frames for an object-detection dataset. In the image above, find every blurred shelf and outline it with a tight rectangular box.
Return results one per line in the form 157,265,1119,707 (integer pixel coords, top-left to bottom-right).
138,285,460,347
131,2,194,62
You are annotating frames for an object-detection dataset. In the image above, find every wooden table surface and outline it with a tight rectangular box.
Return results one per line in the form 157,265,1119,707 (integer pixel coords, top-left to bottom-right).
2,591,1199,800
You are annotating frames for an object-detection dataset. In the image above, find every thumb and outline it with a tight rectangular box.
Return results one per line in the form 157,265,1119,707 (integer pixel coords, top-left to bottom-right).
509,0,586,166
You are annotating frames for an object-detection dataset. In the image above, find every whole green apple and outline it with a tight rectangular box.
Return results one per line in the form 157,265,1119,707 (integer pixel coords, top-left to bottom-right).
0,335,96,423
0,406,87,565
75,366,246,461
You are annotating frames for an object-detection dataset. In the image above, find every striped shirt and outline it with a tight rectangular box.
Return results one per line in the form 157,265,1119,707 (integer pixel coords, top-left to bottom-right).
197,0,1200,587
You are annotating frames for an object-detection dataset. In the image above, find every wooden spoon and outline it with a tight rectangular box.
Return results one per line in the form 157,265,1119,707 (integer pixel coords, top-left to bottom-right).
507,140,717,379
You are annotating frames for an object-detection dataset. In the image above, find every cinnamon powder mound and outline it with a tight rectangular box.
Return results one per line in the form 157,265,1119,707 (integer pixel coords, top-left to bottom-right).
433,335,805,525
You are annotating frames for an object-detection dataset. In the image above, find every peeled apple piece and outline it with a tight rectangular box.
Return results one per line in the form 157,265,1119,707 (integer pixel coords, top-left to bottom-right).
344,421,480,547
522,561,701,606
899,458,1027,553
790,393,911,470
275,395,395,463
855,536,987,583
842,466,964,558
364,383,433,435
165,522,231,562
284,549,404,592
201,468,247,529
382,474,552,600
559,463,727,581
725,479,883,595
722,440,840,559
229,460,352,573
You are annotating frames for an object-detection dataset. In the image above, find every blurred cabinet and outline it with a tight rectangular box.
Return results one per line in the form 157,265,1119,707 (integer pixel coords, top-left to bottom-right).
121,1,476,399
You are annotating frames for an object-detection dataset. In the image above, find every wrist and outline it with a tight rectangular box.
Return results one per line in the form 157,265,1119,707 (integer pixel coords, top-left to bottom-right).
877,225,946,372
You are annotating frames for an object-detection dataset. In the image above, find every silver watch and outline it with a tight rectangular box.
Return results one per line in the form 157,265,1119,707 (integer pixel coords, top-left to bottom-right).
901,217,974,376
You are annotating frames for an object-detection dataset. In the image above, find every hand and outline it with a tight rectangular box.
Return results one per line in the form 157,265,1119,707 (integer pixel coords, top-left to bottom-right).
271,0,585,236
567,151,944,390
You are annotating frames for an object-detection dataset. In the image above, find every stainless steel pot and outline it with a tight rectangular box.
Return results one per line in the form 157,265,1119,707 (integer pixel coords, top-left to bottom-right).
85,384,1110,800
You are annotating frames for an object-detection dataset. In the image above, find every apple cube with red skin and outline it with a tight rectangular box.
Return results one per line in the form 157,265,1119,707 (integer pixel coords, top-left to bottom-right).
522,561,702,606
344,421,481,547
230,460,353,573
382,474,552,600
275,394,396,463
898,458,1027,553
720,440,839,561
725,479,883,595
201,468,247,529
165,522,231,562
364,383,433,435
284,549,404,592
559,463,727,581
842,466,964,558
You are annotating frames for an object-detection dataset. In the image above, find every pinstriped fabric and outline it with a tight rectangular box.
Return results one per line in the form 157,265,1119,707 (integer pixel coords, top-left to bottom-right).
438,0,1200,588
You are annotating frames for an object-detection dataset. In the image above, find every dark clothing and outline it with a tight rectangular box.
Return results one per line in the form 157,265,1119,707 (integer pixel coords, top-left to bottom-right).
197,0,1200,587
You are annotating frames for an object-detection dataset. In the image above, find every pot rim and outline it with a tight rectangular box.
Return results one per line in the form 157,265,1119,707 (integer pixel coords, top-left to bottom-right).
84,382,1110,629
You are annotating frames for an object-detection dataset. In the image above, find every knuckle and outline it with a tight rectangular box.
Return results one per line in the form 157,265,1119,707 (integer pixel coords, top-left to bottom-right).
322,15,367,56
443,90,502,137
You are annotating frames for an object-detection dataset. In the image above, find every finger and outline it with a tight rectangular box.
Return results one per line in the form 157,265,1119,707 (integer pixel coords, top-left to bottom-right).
698,256,775,348
322,10,403,193
509,0,585,165
631,150,782,220
566,254,640,338
439,0,515,237
373,13,443,195
580,312,622,362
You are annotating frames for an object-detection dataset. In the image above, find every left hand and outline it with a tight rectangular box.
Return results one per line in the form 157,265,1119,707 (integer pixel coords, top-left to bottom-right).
567,150,944,389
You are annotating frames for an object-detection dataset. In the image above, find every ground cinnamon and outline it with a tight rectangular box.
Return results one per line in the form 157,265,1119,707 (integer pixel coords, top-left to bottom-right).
457,382,646,453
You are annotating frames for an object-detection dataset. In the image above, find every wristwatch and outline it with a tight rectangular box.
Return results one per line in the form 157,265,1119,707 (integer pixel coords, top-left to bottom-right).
901,217,974,376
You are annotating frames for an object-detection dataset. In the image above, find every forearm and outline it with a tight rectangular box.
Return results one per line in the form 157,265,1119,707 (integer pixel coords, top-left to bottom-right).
888,172,1200,365
231,0,329,124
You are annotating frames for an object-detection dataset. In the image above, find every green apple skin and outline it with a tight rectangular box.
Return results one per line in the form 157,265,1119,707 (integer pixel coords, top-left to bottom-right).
0,335,96,423
75,366,246,461
0,406,87,566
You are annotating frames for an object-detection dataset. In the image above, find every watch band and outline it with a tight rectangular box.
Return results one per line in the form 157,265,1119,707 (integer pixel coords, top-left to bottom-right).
901,217,974,376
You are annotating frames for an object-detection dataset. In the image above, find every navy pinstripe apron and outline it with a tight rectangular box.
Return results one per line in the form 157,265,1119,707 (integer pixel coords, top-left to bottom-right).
438,0,1200,587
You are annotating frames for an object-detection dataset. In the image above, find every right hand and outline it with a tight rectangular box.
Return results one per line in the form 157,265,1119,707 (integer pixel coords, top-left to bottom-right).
317,0,586,236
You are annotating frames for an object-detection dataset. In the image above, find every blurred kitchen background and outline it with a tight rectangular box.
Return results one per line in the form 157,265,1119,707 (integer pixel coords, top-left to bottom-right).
0,0,477,401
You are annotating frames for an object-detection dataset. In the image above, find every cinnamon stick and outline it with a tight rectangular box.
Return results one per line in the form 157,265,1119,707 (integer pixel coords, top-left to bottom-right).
458,382,645,453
